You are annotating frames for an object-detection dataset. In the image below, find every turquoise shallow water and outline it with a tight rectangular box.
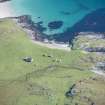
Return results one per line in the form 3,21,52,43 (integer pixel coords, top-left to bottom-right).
10,0,105,35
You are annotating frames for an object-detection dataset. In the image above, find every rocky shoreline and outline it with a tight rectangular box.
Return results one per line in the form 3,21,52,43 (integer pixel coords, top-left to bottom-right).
11,15,105,52
11,15,70,51
1,0,105,52
13,15,44,41
71,32,105,76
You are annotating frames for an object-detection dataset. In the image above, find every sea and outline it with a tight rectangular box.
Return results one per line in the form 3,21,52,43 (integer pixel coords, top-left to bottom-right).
10,0,105,42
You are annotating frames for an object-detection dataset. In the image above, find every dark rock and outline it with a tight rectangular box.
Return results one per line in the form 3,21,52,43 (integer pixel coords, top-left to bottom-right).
85,47,105,52
47,55,53,58
48,21,63,29
94,62,105,71
65,84,76,97
23,57,33,63
17,15,33,25
14,15,46,41
35,21,47,32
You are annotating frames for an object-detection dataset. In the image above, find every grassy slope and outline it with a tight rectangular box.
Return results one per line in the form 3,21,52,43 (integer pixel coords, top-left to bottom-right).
0,19,104,105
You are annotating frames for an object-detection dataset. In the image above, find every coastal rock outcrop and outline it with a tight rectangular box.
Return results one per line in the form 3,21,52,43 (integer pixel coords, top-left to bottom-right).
72,32,105,53
14,15,45,41
84,47,105,52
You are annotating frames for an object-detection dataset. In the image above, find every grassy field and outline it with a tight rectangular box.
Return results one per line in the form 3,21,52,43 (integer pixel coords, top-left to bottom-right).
0,19,105,105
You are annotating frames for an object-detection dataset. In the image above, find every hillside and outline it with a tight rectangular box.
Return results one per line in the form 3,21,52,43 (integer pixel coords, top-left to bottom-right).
0,19,105,105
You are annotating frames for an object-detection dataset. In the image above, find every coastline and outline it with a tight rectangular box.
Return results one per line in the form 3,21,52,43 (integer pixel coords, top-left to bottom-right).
31,40,70,51
20,22,71,51
0,1,71,51
13,15,71,51
0,1,15,18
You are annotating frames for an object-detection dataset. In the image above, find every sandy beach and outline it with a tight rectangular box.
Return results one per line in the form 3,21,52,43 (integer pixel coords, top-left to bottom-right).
31,40,71,51
0,1,14,18
24,26,71,51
